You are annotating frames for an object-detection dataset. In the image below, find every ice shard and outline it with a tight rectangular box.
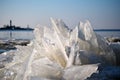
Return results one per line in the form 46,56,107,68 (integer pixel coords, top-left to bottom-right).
77,20,116,65
63,64,98,80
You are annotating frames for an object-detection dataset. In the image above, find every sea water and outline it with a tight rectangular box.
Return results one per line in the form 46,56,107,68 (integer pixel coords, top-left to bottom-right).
95,30,120,37
0,30,34,53
0,30,120,40
0,30,34,40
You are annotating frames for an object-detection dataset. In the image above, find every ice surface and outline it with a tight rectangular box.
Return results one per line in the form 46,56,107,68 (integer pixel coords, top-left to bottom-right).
77,20,116,65
63,64,98,80
0,18,117,80
109,43,120,65
30,57,63,80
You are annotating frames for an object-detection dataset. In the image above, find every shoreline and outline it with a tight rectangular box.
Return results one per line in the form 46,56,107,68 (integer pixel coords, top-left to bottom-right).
105,37,120,43
0,37,120,54
0,39,30,53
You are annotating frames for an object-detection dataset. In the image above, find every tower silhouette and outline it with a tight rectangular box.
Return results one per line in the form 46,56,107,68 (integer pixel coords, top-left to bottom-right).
10,20,12,26
10,20,12,40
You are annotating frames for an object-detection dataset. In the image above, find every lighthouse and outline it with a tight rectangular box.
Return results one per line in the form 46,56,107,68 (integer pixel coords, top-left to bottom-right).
10,20,12,27
10,20,12,40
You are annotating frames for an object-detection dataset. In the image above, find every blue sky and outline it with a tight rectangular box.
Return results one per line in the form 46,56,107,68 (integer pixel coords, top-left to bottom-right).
0,0,120,29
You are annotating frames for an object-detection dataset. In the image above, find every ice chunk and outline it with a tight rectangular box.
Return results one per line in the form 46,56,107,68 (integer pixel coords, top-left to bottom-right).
77,50,105,65
34,25,68,67
30,57,63,80
109,43,120,65
77,20,116,65
4,46,34,80
78,20,98,47
70,26,78,46
63,64,98,80
50,18,70,47
50,18,70,38
34,25,44,45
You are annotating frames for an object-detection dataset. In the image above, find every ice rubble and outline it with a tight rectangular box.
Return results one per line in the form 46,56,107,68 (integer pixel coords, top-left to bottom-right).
0,18,117,80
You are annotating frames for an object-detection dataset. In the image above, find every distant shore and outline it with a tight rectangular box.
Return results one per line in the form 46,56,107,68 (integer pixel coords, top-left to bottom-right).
0,20,34,31
0,29,34,31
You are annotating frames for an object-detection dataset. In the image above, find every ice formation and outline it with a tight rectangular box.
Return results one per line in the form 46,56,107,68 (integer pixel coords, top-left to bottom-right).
0,18,117,80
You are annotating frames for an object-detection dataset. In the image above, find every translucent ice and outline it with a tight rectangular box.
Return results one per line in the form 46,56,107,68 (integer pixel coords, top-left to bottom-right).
0,18,117,80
